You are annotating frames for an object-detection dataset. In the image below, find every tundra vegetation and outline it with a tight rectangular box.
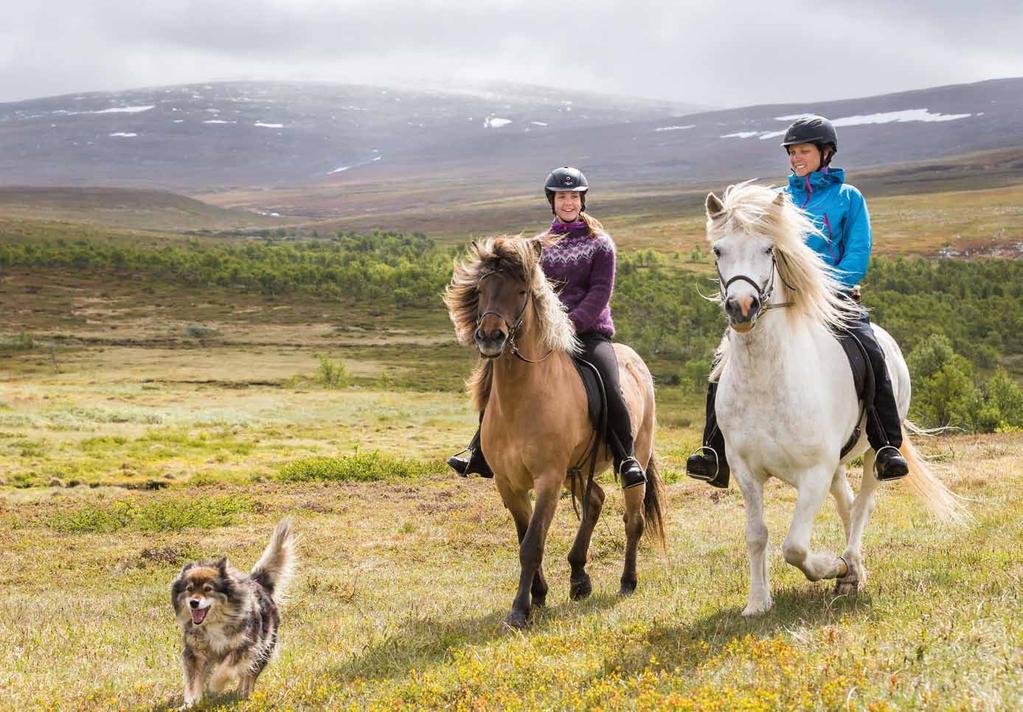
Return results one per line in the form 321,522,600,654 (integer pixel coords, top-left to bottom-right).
1,198,1021,708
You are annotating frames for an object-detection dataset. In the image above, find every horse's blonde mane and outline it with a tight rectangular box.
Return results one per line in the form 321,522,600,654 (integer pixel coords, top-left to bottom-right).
443,235,578,411
707,182,860,335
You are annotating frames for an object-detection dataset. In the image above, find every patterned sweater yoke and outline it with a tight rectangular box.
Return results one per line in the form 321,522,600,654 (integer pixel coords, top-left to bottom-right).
539,222,616,338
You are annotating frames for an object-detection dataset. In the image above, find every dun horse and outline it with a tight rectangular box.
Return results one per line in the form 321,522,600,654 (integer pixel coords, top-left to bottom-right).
445,236,666,628
706,183,968,616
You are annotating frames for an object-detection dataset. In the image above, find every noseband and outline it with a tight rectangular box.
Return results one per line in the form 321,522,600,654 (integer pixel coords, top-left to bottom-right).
715,250,795,327
476,270,553,364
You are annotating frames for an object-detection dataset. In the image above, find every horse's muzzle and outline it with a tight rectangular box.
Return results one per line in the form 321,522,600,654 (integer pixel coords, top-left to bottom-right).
474,327,508,358
725,294,760,330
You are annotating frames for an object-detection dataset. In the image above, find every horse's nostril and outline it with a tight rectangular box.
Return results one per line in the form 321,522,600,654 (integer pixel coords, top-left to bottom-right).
474,327,484,341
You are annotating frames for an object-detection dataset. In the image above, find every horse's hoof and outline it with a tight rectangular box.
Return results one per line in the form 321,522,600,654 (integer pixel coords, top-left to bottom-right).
504,610,530,629
618,580,637,597
741,598,773,617
570,577,592,601
834,577,861,596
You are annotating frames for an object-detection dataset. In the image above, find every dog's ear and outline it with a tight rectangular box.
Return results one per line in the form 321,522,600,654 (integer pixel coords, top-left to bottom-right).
215,556,228,574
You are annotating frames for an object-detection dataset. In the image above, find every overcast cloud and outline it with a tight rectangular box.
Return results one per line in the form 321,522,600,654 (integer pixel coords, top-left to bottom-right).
3,0,1021,106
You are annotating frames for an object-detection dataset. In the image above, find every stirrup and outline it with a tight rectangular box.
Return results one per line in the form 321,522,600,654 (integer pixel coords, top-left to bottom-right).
618,457,646,490
874,445,908,481
447,450,471,477
686,446,721,482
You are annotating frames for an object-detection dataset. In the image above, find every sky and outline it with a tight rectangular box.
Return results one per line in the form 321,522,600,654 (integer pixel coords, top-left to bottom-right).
3,0,1022,107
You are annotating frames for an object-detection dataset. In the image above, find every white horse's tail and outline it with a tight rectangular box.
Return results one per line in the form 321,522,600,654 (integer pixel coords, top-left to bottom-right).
899,427,971,527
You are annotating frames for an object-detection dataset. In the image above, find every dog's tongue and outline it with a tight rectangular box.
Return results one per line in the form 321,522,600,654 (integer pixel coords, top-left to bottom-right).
191,607,208,625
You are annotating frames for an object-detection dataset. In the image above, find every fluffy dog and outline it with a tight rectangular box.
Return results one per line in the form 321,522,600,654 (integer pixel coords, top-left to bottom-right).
171,519,296,708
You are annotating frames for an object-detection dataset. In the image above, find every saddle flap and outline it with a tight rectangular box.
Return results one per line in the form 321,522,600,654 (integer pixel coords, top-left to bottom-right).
837,329,875,458
572,357,606,434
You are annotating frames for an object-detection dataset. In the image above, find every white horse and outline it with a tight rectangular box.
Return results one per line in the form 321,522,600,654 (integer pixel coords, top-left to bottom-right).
706,183,967,617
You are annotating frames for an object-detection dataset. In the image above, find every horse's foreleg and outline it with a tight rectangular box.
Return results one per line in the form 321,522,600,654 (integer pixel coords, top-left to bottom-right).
836,450,879,594
500,486,548,610
620,481,646,596
784,470,848,582
830,465,853,541
567,476,604,601
507,477,561,629
736,470,772,616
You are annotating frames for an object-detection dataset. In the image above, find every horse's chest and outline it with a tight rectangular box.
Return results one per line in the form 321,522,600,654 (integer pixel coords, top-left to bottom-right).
717,371,831,471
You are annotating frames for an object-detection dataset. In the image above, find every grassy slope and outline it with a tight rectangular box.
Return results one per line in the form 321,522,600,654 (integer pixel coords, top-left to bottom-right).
0,187,290,232
0,438,1020,709
1,185,1022,708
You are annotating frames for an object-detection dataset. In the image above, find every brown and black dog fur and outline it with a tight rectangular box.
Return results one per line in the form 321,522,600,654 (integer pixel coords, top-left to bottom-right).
171,519,296,708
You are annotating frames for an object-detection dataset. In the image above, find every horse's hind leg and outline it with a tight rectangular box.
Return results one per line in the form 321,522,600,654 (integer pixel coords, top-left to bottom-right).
830,465,853,541
619,480,646,596
783,469,850,583
567,476,604,600
836,450,879,595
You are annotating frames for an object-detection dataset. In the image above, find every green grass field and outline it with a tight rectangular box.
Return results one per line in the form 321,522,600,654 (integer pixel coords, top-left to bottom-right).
1,184,1022,709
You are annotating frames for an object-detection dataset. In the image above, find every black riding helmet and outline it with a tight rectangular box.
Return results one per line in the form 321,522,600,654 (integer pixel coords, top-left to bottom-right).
781,115,838,166
544,166,588,215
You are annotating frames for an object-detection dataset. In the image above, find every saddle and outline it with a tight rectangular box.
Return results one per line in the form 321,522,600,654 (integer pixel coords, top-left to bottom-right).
571,357,609,438
836,328,874,459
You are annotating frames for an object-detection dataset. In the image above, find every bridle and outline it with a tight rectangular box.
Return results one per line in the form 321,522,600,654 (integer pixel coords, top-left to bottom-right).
476,270,553,364
715,247,795,328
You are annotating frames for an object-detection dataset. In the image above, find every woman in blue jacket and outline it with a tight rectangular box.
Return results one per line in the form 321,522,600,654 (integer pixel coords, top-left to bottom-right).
686,115,909,487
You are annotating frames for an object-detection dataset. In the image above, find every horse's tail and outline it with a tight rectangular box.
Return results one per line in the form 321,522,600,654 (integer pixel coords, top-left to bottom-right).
899,427,971,527
644,453,668,551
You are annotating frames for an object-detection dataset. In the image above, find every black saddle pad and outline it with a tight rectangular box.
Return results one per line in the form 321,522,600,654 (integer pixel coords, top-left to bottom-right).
836,328,875,457
571,356,606,434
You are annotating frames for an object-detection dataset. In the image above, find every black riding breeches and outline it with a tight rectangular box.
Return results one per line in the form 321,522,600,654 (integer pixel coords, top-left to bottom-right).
578,331,635,467
843,310,903,450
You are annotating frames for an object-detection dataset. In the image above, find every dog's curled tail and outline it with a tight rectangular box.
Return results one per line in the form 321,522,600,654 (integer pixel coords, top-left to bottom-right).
251,518,297,603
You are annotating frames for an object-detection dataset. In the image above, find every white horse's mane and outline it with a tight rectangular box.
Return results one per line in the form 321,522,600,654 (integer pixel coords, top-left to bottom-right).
707,181,861,334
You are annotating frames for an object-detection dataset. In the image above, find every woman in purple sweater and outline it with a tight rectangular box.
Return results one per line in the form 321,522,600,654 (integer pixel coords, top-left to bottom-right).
449,166,646,489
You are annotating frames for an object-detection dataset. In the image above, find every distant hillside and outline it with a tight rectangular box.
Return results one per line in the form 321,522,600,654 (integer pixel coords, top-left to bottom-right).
0,80,698,191
0,187,283,231
2,77,1019,199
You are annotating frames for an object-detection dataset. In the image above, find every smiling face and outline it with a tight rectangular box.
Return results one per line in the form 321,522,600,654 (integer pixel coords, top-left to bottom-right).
787,142,823,177
553,191,583,223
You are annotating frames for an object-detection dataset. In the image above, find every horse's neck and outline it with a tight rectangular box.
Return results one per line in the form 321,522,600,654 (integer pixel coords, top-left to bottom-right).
489,318,558,409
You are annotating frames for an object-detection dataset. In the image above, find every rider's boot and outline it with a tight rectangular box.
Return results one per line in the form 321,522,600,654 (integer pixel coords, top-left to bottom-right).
686,382,730,488
874,445,909,481
617,456,646,489
447,429,493,478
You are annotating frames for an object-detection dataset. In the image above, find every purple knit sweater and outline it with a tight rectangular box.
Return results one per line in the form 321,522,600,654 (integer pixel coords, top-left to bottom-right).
540,219,616,338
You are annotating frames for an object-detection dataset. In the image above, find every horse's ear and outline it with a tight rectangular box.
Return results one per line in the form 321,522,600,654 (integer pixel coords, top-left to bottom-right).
706,193,725,219
529,237,544,260
772,192,786,208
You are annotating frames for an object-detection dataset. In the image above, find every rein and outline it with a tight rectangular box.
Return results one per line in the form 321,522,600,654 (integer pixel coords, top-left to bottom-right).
476,270,554,364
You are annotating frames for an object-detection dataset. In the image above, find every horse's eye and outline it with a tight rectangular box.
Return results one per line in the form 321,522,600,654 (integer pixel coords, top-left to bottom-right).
518,289,527,296
712,246,721,257
764,245,775,256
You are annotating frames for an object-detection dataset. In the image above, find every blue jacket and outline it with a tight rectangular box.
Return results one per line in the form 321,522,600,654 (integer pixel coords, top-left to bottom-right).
785,167,871,288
